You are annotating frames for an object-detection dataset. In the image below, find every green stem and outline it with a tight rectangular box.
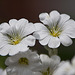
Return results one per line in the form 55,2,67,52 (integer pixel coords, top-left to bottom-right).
44,45,58,56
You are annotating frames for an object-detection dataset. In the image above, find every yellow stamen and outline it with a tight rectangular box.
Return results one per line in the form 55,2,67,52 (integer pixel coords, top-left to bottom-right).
10,36,21,45
11,39,20,45
42,68,50,75
50,31,61,37
49,26,61,37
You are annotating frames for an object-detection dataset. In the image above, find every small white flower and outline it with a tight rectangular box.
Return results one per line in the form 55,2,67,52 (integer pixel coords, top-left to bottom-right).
0,68,7,75
53,57,75,75
34,54,61,75
0,18,35,56
5,50,41,75
33,10,75,48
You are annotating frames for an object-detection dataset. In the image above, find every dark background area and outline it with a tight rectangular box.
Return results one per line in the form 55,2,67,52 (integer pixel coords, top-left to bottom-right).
0,0,75,60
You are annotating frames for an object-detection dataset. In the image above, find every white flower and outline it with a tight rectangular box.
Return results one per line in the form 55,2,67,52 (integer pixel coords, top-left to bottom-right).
5,50,41,75
0,68,7,75
7,68,35,75
53,57,75,75
33,54,61,75
0,18,35,56
33,10,75,48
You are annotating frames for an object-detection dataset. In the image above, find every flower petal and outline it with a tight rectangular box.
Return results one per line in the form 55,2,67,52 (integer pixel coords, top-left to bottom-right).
72,57,75,67
0,23,9,32
49,10,60,26
34,23,48,31
22,69,35,75
51,55,61,65
40,54,51,68
62,19,75,38
0,45,10,56
16,18,28,29
53,62,71,75
49,55,60,70
9,19,17,26
9,44,29,56
23,23,35,36
21,35,36,46
58,14,70,26
33,30,49,40
59,35,72,46
40,54,50,63
48,37,60,48
33,72,42,75
39,35,50,45
39,13,49,24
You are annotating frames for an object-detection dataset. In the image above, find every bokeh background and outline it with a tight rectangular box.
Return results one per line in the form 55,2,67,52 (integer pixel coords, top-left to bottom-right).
0,0,75,68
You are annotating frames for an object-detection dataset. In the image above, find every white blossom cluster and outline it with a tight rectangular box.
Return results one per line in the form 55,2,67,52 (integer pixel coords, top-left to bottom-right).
0,10,75,75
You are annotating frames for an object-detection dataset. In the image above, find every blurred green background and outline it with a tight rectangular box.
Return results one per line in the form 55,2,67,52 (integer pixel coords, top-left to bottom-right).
0,0,75,69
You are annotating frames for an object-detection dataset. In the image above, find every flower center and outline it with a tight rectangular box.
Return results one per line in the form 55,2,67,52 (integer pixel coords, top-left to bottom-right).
19,57,29,65
6,33,21,45
47,26,62,37
42,68,52,75
50,29,61,37
10,36,21,45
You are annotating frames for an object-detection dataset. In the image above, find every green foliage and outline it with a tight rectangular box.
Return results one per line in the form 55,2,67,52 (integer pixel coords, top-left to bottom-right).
0,55,8,69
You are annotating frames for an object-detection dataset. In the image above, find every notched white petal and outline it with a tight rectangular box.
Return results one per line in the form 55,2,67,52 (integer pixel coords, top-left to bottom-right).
16,18,28,29
9,19,17,26
24,23,35,36
34,23,48,31
48,37,60,48
22,35,36,46
0,23,10,32
59,35,73,46
58,14,70,26
49,10,60,17
39,35,50,45
40,54,50,63
39,13,49,24
33,30,49,40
